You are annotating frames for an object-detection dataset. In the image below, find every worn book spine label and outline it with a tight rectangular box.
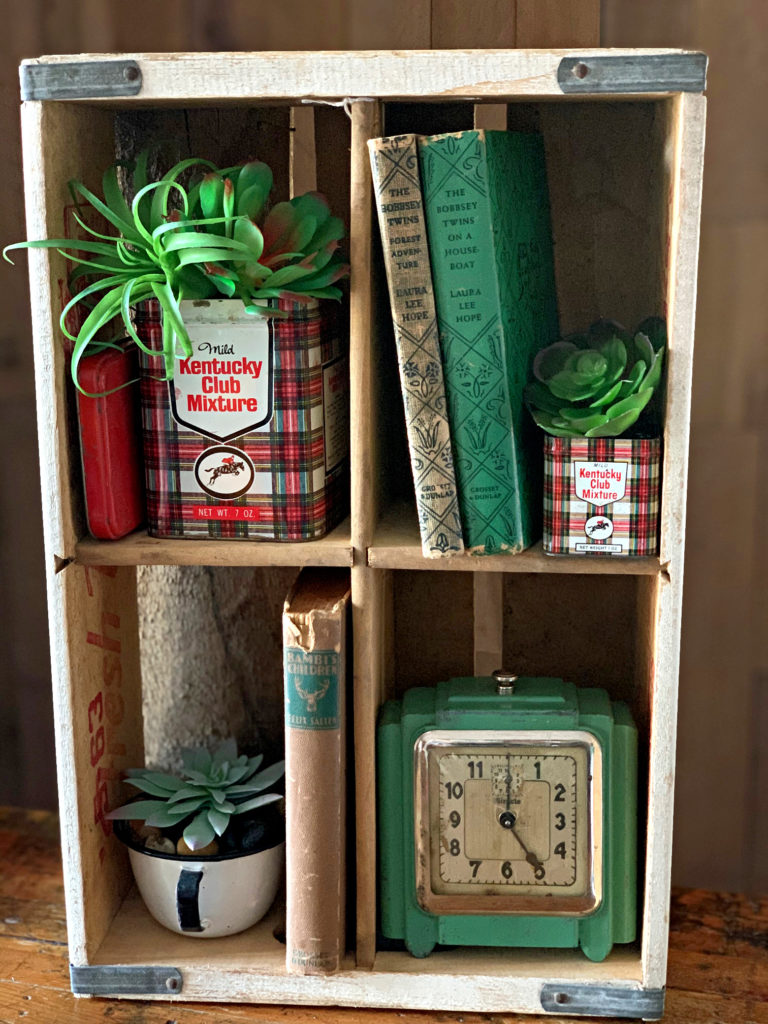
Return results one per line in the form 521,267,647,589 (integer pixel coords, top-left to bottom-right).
283,586,348,976
368,134,464,557
419,130,559,555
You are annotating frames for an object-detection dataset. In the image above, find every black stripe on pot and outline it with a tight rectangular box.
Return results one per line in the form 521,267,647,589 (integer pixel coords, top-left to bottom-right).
177,869,204,932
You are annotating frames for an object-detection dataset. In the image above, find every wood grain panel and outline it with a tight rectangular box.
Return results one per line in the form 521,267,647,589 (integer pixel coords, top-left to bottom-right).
516,0,600,47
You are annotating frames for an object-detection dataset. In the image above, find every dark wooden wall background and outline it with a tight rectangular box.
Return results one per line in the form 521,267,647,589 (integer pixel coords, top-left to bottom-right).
0,0,765,894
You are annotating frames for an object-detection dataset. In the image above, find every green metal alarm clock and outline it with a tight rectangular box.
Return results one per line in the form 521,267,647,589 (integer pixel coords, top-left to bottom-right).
377,671,637,961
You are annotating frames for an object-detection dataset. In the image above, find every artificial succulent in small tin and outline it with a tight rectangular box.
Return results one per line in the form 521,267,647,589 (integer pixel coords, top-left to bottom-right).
107,738,284,854
525,317,666,438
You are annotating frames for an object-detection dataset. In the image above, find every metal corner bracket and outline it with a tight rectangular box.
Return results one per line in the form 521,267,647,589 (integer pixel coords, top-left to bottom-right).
558,53,707,95
540,983,665,1019
70,964,182,996
20,60,142,101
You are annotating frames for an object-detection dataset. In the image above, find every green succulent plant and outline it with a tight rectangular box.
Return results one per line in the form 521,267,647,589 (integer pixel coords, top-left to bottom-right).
3,149,349,392
525,317,666,438
107,738,285,852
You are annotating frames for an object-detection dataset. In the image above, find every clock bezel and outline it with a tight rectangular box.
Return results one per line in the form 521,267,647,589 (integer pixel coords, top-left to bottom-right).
413,729,603,917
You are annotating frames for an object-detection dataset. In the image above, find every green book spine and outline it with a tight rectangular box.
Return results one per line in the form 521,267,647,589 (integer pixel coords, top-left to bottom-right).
368,134,464,557
418,130,559,554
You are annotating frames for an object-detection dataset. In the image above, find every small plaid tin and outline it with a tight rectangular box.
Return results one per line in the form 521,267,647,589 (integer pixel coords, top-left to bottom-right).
543,436,661,557
137,298,349,540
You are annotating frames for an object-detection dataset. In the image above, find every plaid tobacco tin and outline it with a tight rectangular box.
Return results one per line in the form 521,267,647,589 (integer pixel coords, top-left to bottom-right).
543,436,661,556
137,298,349,540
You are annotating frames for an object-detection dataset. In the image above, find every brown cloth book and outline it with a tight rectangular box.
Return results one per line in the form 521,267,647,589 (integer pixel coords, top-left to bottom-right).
283,569,351,975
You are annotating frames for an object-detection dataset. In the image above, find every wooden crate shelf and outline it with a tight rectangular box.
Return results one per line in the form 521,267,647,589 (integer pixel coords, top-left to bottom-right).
20,49,706,1017
368,504,663,574
74,519,353,568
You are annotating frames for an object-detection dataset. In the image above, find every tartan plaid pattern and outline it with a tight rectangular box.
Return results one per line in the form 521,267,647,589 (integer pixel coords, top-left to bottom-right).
137,299,348,540
543,436,661,557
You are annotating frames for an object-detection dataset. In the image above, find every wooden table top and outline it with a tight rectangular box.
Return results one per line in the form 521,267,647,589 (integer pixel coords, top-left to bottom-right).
1,806,766,1023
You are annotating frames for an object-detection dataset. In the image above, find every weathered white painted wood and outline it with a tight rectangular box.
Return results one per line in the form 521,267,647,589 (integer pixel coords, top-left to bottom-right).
92,892,643,1009
22,48,701,101
642,91,707,989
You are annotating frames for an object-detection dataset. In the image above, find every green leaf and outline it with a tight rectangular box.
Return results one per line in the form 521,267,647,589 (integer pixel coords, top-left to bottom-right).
182,747,213,775
101,163,143,243
557,409,610,433
212,738,238,769
532,341,578,383
183,811,216,850
547,369,606,403
262,263,316,289
587,379,623,409
605,386,654,421
106,798,168,821
236,183,270,221
233,218,265,261
69,286,125,392
69,179,138,241
207,807,231,837
232,792,284,815
529,408,583,438
642,345,665,394
168,786,209,803
235,160,273,209
162,231,254,254
585,407,644,438
246,759,285,792
131,770,186,791
199,174,225,219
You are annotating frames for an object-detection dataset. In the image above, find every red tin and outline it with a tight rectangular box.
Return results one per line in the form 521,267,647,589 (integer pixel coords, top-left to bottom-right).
76,345,145,540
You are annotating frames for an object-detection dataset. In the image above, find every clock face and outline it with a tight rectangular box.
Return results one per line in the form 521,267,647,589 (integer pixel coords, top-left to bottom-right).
413,730,603,917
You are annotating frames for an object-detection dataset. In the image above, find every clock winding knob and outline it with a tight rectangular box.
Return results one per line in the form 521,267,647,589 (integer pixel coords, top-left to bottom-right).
492,670,518,695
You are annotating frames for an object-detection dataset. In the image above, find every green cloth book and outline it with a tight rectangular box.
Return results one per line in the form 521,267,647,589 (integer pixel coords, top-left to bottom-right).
418,129,559,554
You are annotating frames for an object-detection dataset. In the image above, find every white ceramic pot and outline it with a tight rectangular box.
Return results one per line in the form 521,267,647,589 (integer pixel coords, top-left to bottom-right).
118,825,284,938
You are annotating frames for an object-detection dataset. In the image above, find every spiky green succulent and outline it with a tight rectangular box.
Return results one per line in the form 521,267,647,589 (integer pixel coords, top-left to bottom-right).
107,739,285,852
3,149,348,392
525,317,666,438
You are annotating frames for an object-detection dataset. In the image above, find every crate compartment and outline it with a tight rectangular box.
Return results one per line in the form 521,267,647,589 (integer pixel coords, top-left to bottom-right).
368,98,678,563
23,98,353,568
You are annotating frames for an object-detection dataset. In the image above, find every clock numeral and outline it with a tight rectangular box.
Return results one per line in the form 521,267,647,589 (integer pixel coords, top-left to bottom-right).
554,841,567,859
445,782,464,800
534,761,541,779
468,760,483,778
501,861,513,879
554,812,566,831
449,838,461,856
534,864,546,880
449,810,461,828
553,783,567,802
469,860,482,878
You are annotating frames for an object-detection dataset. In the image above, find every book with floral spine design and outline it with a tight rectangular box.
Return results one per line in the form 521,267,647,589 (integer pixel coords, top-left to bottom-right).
368,134,464,557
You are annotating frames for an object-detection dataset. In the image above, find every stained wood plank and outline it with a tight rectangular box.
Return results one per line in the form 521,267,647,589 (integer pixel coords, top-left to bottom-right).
431,0,515,48
76,523,353,568
515,0,600,47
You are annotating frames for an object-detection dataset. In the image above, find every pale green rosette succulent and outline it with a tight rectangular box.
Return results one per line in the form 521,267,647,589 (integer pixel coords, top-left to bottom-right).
525,317,666,438
107,738,285,852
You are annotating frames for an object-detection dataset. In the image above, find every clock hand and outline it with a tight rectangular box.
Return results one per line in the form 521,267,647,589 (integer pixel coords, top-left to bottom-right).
498,811,545,873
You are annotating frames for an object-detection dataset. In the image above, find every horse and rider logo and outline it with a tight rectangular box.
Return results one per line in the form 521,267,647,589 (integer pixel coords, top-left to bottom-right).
584,515,614,540
194,446,255,499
